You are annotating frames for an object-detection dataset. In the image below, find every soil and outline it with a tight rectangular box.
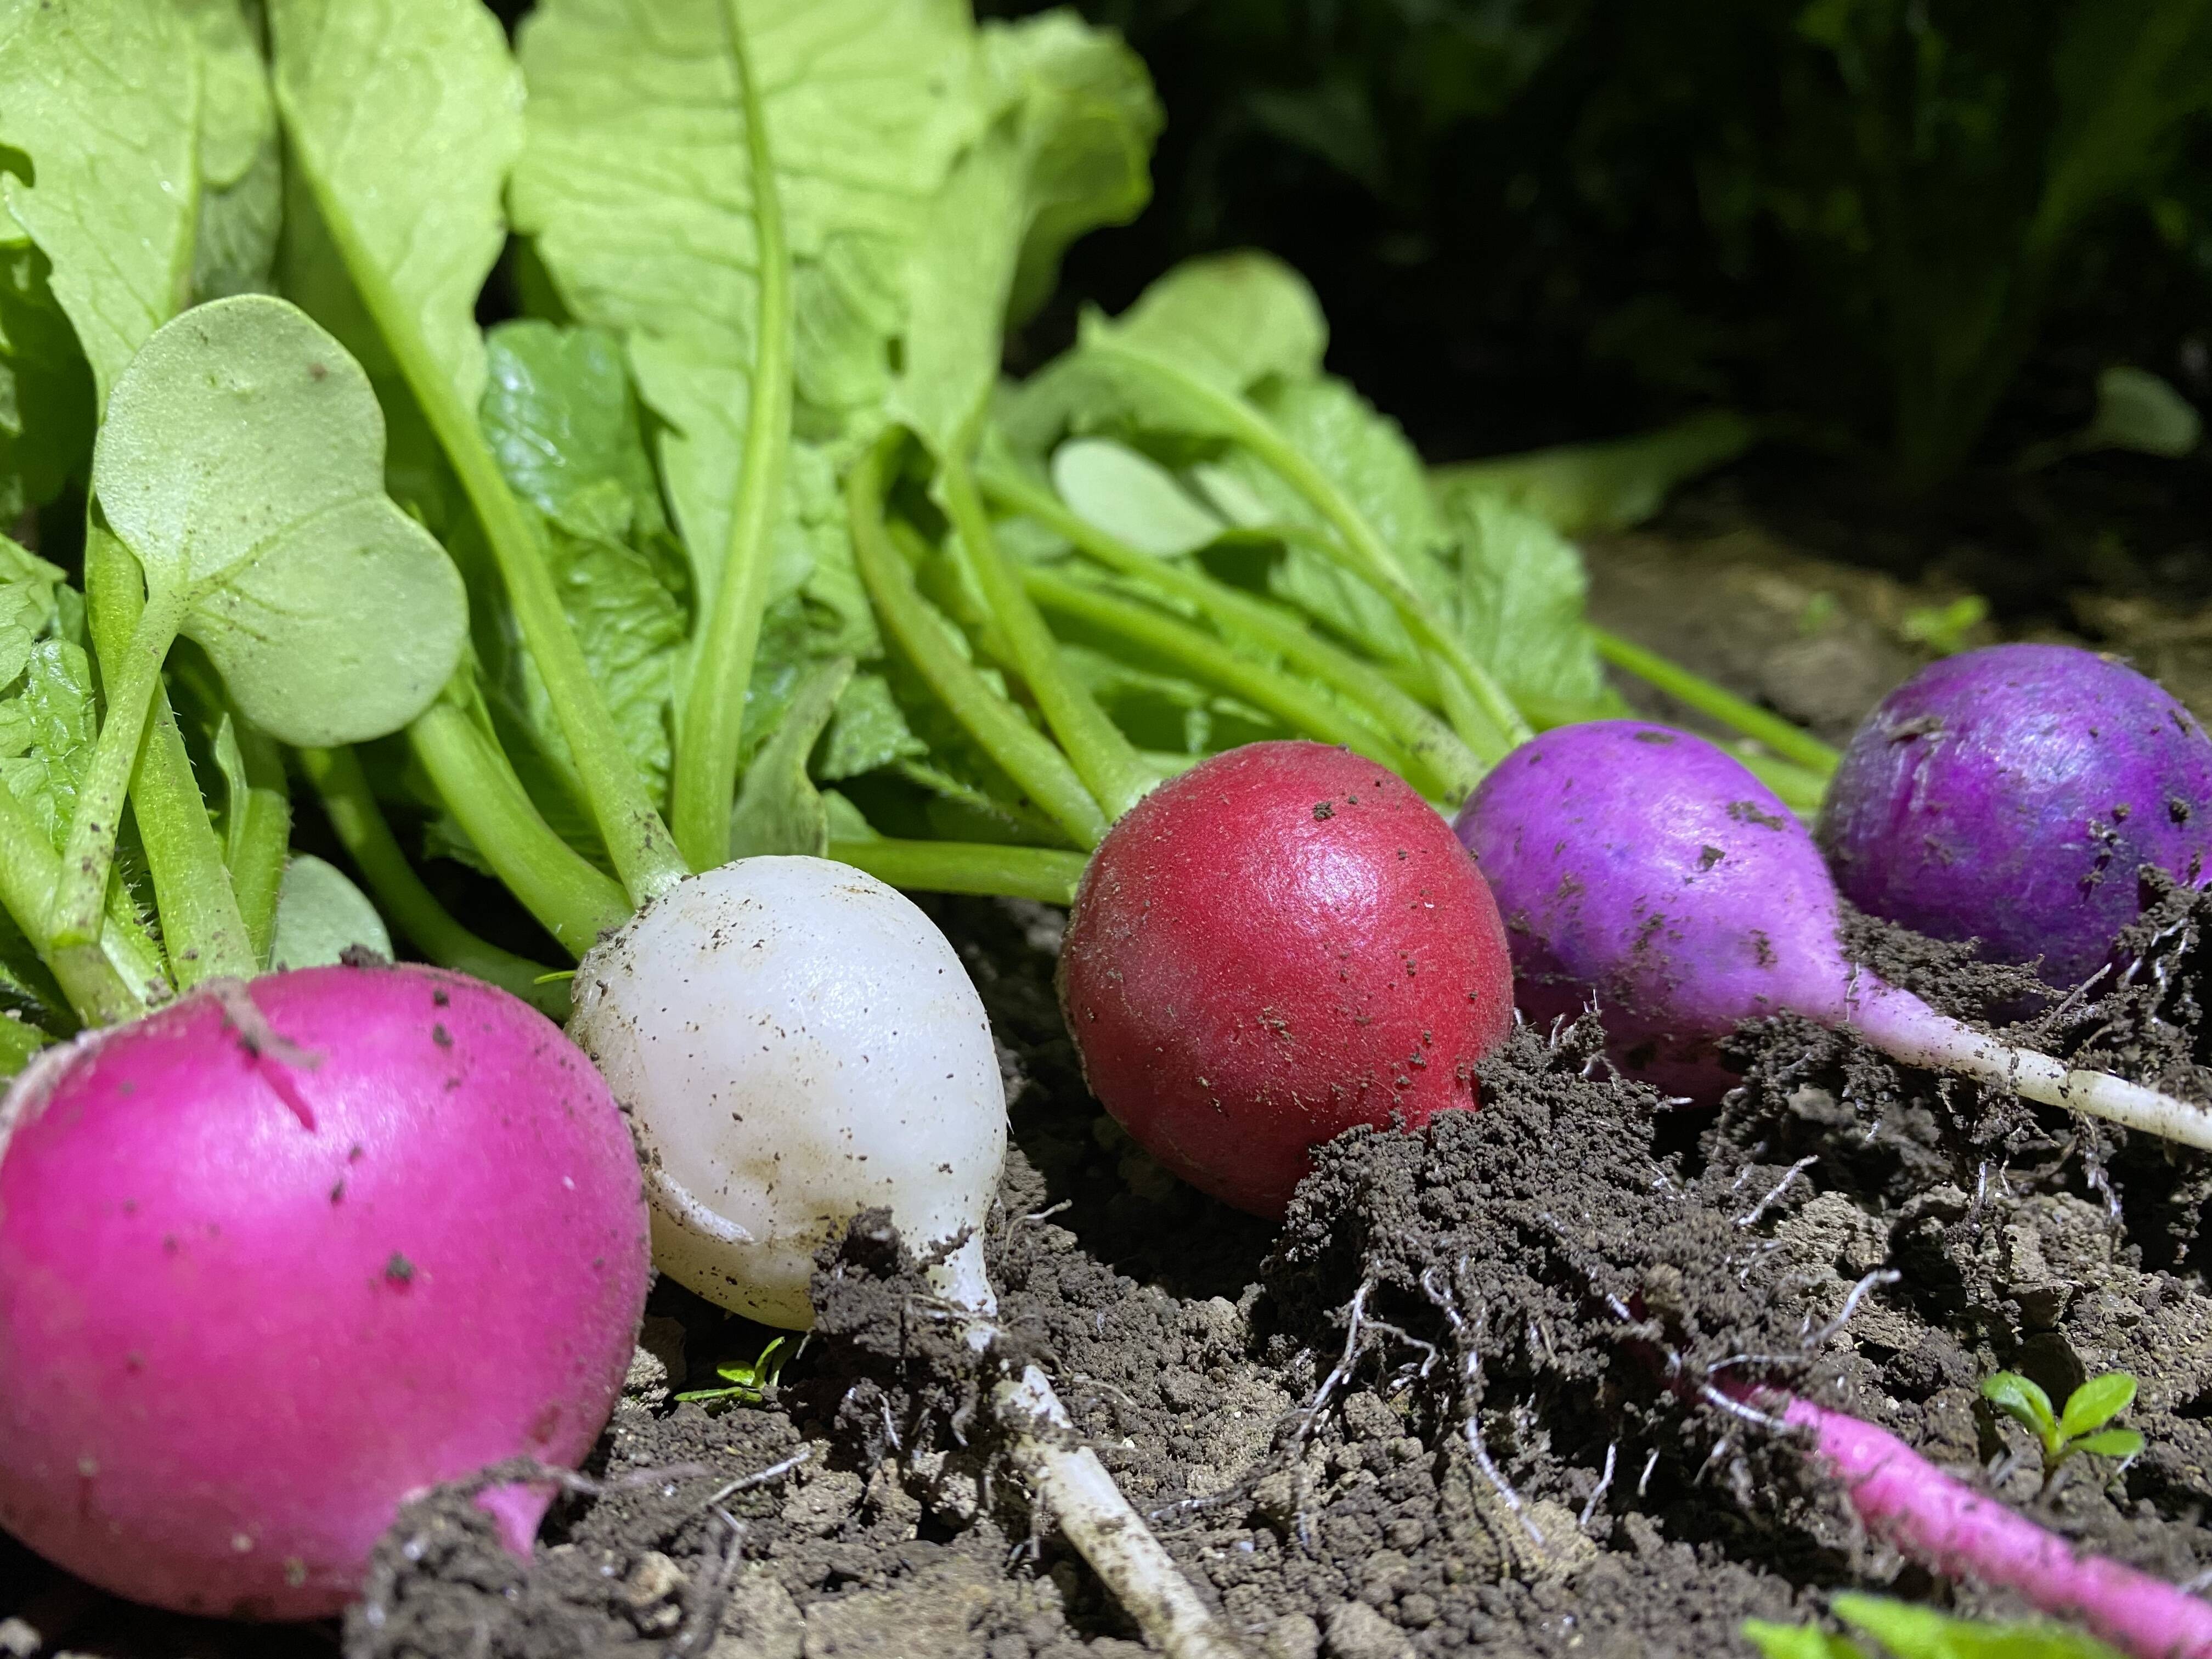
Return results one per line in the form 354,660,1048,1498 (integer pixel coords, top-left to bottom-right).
12,505,2212,1659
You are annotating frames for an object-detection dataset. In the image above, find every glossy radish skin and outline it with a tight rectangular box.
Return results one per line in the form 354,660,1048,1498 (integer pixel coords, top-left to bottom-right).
1455,720,1868,1096
568,857,1005,1330
0,965,648,1620
1820,643,2212,986
1059,741,1515,1217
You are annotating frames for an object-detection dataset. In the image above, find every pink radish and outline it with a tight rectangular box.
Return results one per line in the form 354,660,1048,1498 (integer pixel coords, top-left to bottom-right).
0,964,649,1620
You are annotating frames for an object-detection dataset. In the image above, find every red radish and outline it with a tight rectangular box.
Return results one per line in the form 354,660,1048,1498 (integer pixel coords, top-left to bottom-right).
0,965,649,1620
1059,741,1515,1215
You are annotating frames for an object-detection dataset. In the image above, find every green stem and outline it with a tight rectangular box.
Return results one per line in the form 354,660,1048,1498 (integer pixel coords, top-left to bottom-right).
1083,340,1531,763
226,718,292,966
281,110,686,906
0,1012,47,1075
52,591,184,955
670,1,794,872
941,438,1150,823
84,526,256,988
848,436,1109,850
408,702,632,958
828,837,1088,906
977,462,1483,802
1590,627,1840,776
0,781,146,1025
296,745,572,1018
1023,565,1418,776
230,788,291,967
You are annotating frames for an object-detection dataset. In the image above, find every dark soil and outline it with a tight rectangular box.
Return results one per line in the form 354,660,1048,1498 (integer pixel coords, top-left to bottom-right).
12,522,2212,1659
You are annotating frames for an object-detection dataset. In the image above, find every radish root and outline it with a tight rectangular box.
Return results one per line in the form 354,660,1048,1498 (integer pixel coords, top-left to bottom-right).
992,1363,1251,1659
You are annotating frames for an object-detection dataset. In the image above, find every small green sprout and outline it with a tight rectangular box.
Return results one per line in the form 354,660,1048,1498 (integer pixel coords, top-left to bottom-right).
1981,1368,2146,1488
1898,594,1989,656
674,1335,789,1408
1744,1592,2126,1658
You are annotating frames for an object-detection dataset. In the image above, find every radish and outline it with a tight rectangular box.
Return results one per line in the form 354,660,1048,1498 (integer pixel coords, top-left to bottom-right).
568,856,1005,1330
1453,719,2212,1147
568,855,1244,1659
0,964,649,1620
1820,642,2212,986
1060,741,1517,1216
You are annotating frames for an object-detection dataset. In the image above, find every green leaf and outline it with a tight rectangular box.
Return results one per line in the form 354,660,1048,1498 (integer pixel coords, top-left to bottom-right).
0,639,95,850
0,0,199,407
0,243,97,517
1050,438,1225,558
1095,251,1327,394
2059,1371,2138,1441
477,319,688,801
270,0,521,421
2066,1427,2146,1461
1832,1592,2129,1659
728,655,854,859
889,10,1158,453
514,0,987,603
1982,1372,2059,1447
1740,1618,1868,1659
181,0,281,304
1000,252,1327,457
91,296,467,746
481,320,673,548
268,853,393,970
818,671,927,780
210,714,252,868
1447,494,1605,708
2078,366,2200,458
1430,410,1757,535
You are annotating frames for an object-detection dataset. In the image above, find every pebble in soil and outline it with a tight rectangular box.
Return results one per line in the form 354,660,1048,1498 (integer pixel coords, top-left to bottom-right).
330,893,2212,1659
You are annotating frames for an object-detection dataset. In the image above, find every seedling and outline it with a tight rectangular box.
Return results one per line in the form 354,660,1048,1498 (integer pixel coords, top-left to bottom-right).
1983,1369,2146,1488
1745,1592,2128,1658
674,1336,791,1408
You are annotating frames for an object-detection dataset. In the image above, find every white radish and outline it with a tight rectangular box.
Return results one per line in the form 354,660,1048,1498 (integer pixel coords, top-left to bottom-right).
568,856,1245,1659
569,856,1000,1328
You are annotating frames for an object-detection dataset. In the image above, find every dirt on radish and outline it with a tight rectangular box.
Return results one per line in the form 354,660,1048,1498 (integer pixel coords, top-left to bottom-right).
10,533,2212,1659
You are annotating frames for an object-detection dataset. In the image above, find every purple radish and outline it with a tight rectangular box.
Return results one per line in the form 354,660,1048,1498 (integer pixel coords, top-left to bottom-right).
1820,642,2212,987
0,965,650,1620
1453,720,2212,1148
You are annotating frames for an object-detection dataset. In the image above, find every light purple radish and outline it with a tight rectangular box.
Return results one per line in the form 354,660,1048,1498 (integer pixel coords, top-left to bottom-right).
1453,720,2212,1147
0,964,650,1620
1821,642,2212,987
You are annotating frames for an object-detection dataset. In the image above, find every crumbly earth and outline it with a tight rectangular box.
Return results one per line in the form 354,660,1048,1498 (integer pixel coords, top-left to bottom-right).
10,527,2212,1659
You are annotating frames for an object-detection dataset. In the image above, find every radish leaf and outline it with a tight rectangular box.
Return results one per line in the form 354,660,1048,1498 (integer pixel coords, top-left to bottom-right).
92,296,466,747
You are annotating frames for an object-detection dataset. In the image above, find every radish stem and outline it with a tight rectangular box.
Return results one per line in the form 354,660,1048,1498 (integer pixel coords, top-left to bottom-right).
1591,626,1839,777
827,837,1087,906
848,436,1108,850
941,435,1151,823
1079,338,1530,763
279,92,686,907
295,745,569,1017
1022,564,1421,780
977,459,1483,802
408,701,631,957
82,527,255,989
670,0,794,872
